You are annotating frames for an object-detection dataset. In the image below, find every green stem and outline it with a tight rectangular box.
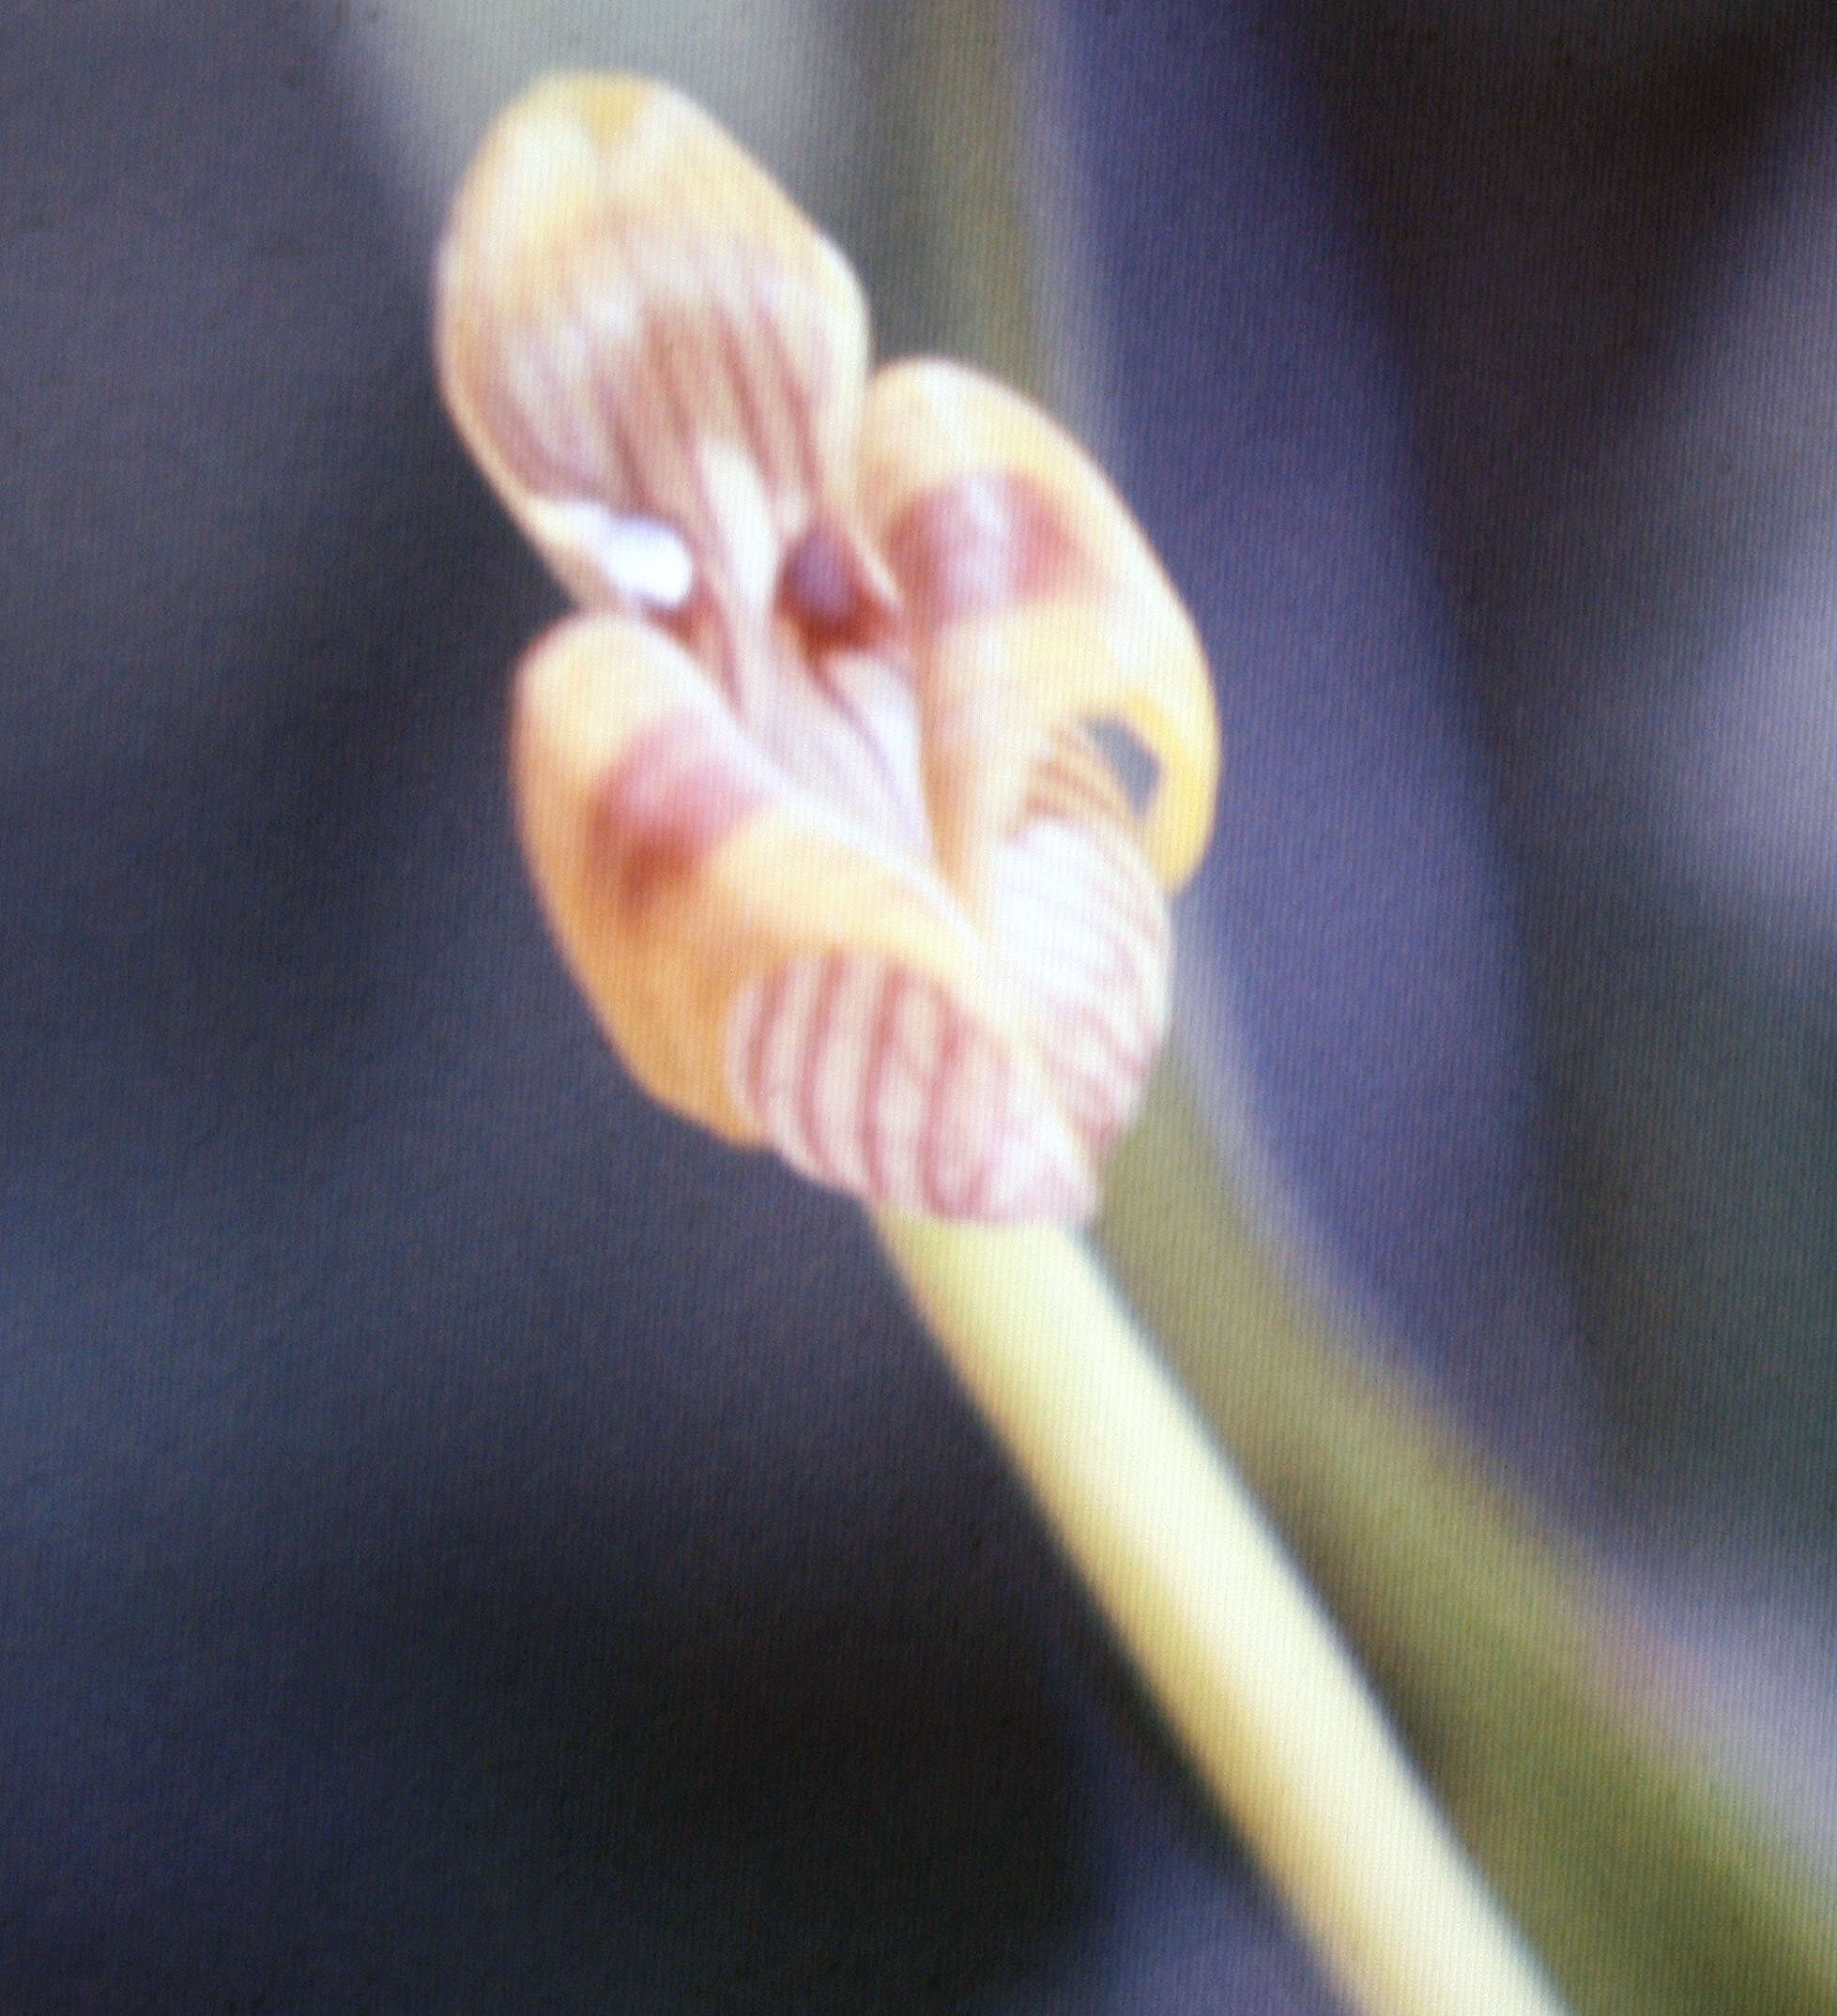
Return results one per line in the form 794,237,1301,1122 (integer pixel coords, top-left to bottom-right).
1098,1065,1837,2016
875,1207,1569,2016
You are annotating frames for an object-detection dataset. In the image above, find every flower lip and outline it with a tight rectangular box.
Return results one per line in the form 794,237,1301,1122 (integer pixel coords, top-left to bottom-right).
439,73,1220,1221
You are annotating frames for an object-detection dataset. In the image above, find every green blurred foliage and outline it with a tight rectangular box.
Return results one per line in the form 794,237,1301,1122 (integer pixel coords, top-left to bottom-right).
1100,1070,1837,2016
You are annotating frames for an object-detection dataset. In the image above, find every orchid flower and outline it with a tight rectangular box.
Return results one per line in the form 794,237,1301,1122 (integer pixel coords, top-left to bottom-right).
434,72,1218,1222
432,74,1571,2016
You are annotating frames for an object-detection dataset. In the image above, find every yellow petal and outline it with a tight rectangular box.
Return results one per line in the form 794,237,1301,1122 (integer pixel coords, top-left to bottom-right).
858,359,1220,893
436,74,869,631
513,614,1094,1217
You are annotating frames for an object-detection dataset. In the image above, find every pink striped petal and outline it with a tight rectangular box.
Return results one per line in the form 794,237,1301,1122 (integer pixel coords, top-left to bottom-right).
436,79,867,624
725,952,1096,1222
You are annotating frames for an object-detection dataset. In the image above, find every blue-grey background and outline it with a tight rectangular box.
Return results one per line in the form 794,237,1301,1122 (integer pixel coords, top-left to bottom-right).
4,1,1833,2006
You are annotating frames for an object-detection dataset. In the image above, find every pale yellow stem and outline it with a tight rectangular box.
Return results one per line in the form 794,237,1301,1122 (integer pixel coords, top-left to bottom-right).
874,1209,1570,2016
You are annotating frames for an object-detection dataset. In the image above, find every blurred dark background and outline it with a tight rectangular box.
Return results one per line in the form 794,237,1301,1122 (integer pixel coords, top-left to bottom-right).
3,0,1832,2006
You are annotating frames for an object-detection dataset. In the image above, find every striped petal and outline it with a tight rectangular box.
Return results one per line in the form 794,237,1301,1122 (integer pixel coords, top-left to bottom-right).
858,359,1219,898
726,954,1094,1221
987,725,1172,1162
436,75,869,677
513,613,1095,1216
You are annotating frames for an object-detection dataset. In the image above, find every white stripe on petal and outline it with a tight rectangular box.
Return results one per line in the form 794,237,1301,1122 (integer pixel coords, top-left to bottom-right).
526,499,696,610
987,815,1170,1159
805,955,883,1192
749,958,826,1172
872,971,940,1205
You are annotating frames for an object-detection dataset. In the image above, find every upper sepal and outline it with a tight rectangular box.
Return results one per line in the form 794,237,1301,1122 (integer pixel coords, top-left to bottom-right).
435,74,869,625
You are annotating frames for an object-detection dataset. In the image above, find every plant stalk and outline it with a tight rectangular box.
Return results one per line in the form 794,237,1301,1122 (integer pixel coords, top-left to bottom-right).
875,1207,1570,2016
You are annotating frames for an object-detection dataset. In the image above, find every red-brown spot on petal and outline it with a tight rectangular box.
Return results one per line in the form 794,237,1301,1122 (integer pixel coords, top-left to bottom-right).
883,470,1097,628
779,512,903,655
589,708,768,914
